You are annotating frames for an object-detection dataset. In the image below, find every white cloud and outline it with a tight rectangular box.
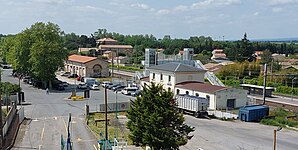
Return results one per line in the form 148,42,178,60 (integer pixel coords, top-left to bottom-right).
191,0,241,9
131,3,155,12
272,7,283,13
269,0,298,5
254,12,259,16
156,9,170,15
174,5,188,11
73,5,115,14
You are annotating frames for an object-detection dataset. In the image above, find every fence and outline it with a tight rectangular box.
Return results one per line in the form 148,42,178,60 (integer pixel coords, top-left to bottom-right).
2,104,17,136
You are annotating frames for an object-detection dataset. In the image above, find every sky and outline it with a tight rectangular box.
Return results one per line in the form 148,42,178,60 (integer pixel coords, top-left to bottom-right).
0,0,297,40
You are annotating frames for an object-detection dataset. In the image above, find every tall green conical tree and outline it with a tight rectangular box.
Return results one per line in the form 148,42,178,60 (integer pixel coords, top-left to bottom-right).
127,83,194,150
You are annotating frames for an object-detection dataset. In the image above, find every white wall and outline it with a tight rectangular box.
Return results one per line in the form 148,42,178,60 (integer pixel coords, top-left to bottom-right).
149,71,175,92
174,87,247,110
215,88,248,109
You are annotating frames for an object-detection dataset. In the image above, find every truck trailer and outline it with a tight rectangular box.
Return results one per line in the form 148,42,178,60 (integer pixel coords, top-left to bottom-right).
175,94,209,118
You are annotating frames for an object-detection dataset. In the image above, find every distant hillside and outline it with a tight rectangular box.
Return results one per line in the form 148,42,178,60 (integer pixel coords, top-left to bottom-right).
252,37,298,42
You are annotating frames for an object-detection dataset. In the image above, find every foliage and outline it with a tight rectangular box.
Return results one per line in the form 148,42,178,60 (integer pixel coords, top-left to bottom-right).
3,22,67,84
0,82,21,95
127,83,194,149
275,86,298,96
193,54,210,64
260,49,273,64
261,108,298,127
109,65,142,72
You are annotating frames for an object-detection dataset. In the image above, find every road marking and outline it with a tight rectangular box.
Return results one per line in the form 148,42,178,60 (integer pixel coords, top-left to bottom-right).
61,116,68,133
93,144,97,150
38,145,42,150
54,117,57,120
41,123,45,142
77,137,82,142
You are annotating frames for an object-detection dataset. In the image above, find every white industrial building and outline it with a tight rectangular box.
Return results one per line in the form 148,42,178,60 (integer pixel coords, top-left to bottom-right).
140,62,248,110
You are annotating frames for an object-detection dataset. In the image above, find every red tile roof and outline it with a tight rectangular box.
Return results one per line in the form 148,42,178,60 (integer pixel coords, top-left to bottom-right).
68,54,97,63
175,81,228,93
97,38,118,42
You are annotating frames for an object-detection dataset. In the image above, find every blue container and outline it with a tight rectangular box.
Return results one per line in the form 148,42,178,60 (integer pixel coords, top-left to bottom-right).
239,105,269,122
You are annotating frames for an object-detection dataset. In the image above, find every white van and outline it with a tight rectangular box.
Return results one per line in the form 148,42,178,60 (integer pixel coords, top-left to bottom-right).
121,87,138,95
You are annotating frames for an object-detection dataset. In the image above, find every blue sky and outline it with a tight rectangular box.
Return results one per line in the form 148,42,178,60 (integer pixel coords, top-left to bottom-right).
0,0,297,40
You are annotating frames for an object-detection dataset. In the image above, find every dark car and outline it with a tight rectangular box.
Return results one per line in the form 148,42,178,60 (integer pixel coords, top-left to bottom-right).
77,83,88,89
68,74,78,78
54,84,65,91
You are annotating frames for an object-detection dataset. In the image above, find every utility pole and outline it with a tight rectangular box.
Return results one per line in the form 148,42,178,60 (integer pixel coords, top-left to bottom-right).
104,87,108,141
263,64,267,105
0,70,3,148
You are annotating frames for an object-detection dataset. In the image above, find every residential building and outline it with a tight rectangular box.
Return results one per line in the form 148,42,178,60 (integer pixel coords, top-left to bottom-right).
211,49,227,62
64,54,109,77
98,45,133,55
96,38,118,45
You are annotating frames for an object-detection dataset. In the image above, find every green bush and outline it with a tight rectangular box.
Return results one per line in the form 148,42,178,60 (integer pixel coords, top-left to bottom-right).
260,109,298,127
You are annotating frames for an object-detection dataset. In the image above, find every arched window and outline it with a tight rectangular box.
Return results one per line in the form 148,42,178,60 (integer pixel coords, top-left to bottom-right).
195,93,199,97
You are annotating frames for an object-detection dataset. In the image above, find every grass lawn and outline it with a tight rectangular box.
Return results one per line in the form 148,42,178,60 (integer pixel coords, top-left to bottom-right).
87,112,133,145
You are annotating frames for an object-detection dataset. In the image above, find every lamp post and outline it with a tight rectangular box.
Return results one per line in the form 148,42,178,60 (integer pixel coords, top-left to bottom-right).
291,77,297,101
273,127,282,150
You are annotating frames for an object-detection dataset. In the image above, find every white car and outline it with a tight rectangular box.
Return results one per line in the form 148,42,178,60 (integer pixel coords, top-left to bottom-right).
90,84,100,90
102,81,113,88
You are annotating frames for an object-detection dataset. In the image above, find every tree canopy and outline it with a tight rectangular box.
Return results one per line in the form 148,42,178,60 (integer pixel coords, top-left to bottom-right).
3,22,67,85
127,83,194,149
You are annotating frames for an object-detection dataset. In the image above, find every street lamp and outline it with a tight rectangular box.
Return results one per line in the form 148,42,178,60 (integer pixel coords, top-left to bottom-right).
273,127,282,150
291,77,297,101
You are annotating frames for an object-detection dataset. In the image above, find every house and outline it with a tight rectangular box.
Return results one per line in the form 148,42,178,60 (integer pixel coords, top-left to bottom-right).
102,51,116,59
112,56,129,65
96,38,118,45
140,62,248,110
211,49,228,62
64,54,109,77
98,45,133,55
78,47,98,53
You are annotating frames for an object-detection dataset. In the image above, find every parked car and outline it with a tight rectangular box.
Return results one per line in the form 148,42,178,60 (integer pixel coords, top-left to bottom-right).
77,83,88,89
61,82,68,87
121,87,138,95
54,84,65,91
90,84,100,90
102,81,113,88
131,90,141,97
22,76,31,83
113,85,126,92
68,74,78,78
61,72,71,76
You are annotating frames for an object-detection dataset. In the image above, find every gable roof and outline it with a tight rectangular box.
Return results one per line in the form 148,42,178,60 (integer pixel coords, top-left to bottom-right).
175,81,228,93
68,55,97,63
148,62,206,73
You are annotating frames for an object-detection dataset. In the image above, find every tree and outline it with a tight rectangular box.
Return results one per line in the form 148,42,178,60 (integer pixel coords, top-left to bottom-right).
127,83,194,149
260,49,272,64
28,22,67,87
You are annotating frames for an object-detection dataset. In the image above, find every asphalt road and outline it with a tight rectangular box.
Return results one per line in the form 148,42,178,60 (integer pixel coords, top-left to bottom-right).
181,115,298,150
0,69,133,150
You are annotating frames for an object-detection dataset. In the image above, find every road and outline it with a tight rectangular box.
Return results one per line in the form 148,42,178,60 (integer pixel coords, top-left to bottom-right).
0,69,133,150
181,115,298,150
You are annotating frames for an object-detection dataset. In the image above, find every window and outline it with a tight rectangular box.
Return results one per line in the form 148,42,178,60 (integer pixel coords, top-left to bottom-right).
176,89,180,95
206,95,210,107
160,74,163,81
153,73,155,79
195,93,199,97
168,75,171,82
186,91,189,95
